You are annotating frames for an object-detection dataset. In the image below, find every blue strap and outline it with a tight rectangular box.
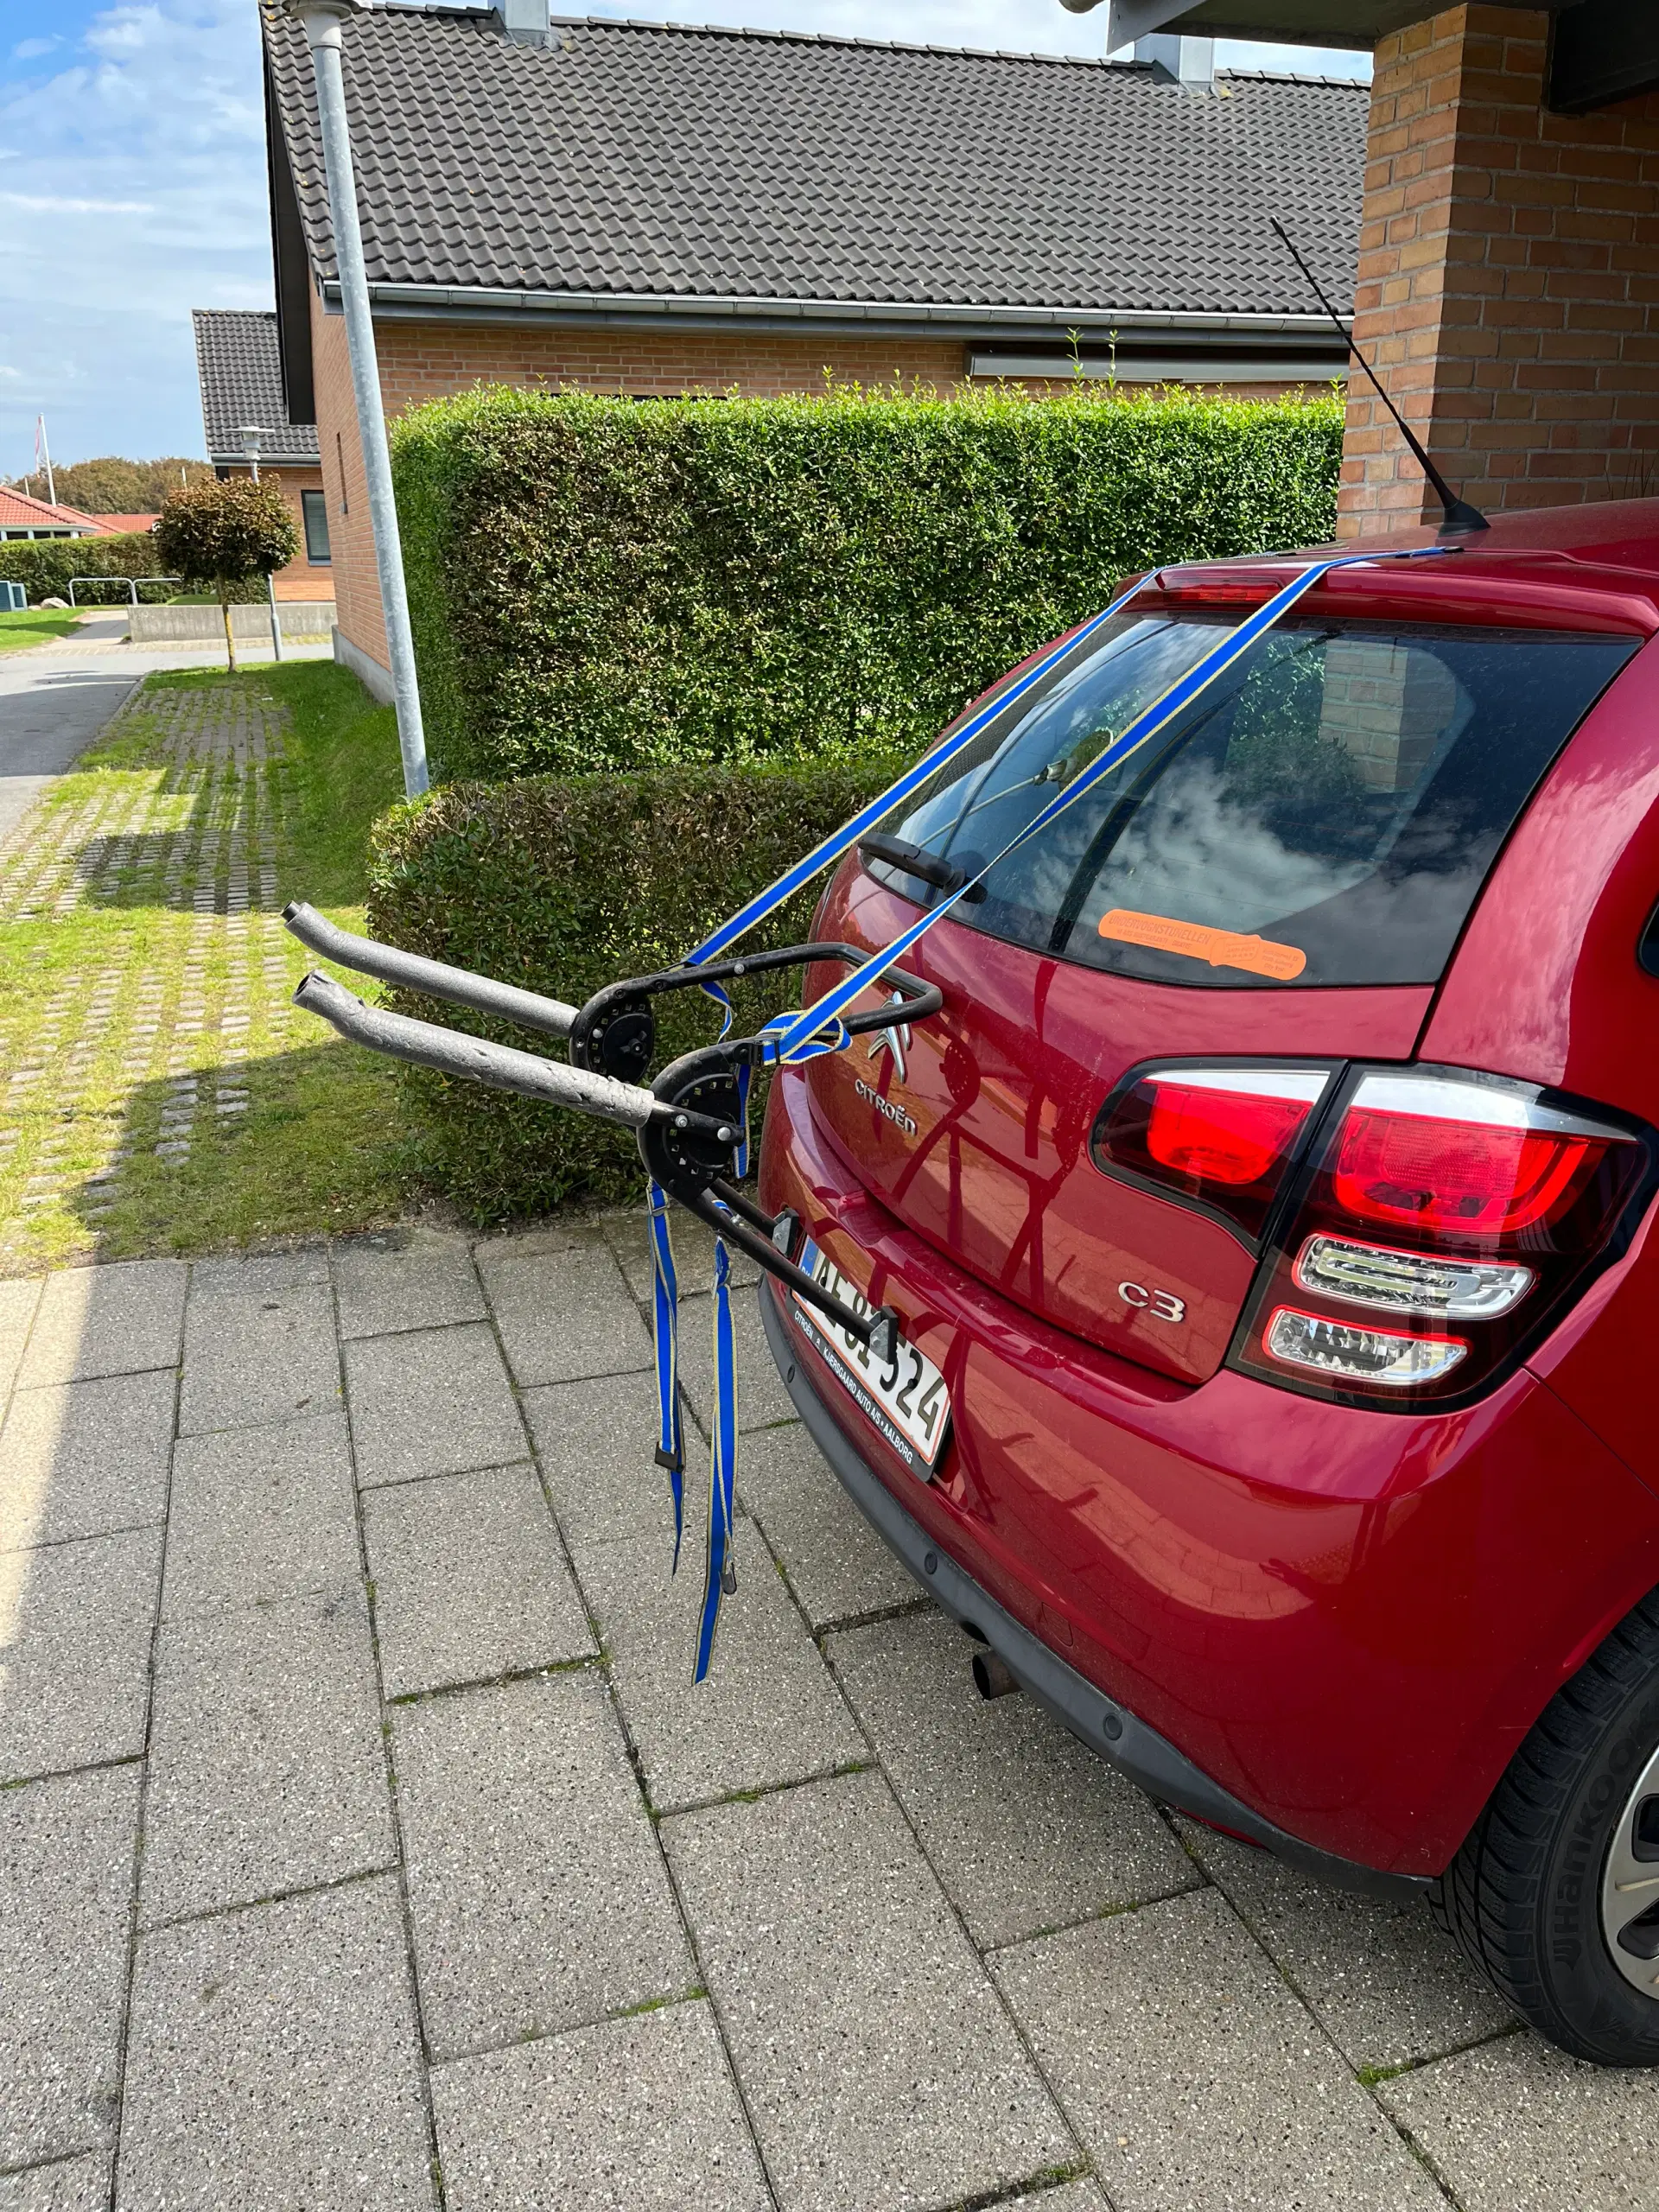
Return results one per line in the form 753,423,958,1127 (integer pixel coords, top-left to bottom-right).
693,1233,740,1682
647,1179,685,1569
757,547,1452,1066
679,582,1153,976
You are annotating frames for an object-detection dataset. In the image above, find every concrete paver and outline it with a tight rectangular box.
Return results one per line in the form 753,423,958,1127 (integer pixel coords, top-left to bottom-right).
142,1586,393,1924
476,1238,652,1388
332,1227,485,1340
363,1462,594,1696
738,1419,918,1629
344,1322,526,1488
430,1999,770,2212
600,1209,759,1303
999,2187,1109,2211
392,1673,696,2060
4,1228,1647,2209
177,1281,339,1435
677,1284,798,1433
579,1512,866,1810
0,1528,162,1781
118,1878,435,2212
0,1277,44,1397
1376,2034,1659,2212
993,1887,1446,2212
830,1610,1197,1948
0,1767,138,2168
187,1252,329,1298
0,1371,173,1549
1179,1816,1514,2071
16,1262,185,1388
0,2158,111,2212
161,1414,359,1618
664,1769,1072,2212
520,1370,687,1554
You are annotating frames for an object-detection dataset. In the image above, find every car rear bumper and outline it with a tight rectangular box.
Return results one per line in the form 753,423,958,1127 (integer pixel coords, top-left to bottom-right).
759,1065,1659,1879
760,1276,1428,1901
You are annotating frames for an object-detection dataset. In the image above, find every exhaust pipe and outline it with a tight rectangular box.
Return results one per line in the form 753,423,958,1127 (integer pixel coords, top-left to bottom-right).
972,1649,1020,1701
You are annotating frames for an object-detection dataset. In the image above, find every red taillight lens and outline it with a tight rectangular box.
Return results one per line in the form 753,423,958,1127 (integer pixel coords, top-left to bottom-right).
1093,1065,1331,1240
1230,1069,1649,1408
1330,1109,1605,1238
1146,1082,1313,1188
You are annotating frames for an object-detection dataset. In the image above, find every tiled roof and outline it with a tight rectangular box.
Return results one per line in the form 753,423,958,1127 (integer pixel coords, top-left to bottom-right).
261,7,1365,327
0,487,104,534
94,514,161,536
192,309,321,465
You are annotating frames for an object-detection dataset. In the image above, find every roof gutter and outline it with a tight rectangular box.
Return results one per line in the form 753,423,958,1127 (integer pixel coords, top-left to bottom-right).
326,278,1347,345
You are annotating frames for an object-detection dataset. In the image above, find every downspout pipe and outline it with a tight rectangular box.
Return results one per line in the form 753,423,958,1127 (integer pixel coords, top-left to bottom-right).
285,0,429,798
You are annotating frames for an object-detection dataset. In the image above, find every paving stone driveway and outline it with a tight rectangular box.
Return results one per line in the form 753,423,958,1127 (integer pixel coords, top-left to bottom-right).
3,1217,1657,2211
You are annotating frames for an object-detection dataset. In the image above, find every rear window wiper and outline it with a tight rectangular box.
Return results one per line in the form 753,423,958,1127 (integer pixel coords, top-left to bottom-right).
857,832,985,901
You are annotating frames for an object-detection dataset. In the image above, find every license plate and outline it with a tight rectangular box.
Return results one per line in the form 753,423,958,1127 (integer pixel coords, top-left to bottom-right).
791,1237,950,1477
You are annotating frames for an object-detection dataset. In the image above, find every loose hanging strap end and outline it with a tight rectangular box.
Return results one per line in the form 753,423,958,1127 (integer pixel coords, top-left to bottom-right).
694,1233,740,1682
647,1180,685,1569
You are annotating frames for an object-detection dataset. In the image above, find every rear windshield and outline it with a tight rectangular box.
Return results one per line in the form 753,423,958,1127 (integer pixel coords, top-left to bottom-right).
867,613,1639,989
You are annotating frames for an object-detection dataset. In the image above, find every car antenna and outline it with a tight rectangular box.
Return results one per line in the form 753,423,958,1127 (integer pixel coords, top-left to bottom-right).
1269,217,1490,537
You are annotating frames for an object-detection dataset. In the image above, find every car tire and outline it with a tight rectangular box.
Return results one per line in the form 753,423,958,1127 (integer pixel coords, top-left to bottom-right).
1431,1587,1659,2065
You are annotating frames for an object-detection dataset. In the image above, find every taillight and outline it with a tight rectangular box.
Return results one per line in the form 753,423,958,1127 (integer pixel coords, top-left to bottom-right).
1230,1069,1650,1408
1092,1064,1332,1239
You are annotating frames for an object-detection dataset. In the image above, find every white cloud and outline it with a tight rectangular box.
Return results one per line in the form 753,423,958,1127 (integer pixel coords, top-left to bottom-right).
11,37,63,62
0,0,270,467
1,189,156,213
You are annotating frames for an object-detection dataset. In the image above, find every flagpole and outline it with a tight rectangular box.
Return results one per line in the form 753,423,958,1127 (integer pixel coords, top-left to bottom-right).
36,416,55,508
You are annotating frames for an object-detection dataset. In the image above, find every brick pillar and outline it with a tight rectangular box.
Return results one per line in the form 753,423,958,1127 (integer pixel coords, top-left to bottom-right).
1338,3,1659,535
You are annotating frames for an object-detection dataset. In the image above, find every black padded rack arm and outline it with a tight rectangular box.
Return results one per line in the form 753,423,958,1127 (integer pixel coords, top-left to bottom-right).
284,902,577,1039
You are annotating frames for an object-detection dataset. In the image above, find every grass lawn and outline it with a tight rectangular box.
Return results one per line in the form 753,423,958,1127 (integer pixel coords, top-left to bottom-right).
0,607,81,652
0,662,418,1270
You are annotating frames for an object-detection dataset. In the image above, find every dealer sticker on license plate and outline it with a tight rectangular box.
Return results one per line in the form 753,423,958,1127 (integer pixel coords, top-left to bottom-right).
791,1237,950,1477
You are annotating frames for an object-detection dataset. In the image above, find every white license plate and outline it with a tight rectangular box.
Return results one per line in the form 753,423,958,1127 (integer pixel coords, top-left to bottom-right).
791,1237,950,1477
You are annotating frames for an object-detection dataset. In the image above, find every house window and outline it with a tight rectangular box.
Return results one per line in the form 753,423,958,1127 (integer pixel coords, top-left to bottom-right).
302,488,332,564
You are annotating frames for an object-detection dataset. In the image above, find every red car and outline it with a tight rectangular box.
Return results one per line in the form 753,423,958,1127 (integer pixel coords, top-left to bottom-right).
757,497,1659,2066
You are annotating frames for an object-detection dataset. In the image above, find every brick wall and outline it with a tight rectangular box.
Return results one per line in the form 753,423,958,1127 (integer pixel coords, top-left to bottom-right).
1339,3,1659,533
219,461,335,601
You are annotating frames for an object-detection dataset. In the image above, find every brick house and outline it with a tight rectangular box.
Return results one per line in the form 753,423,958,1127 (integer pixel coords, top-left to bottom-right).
258,2,1368,690
191,308,337,602
0,487,137,541
1096,2,1659,531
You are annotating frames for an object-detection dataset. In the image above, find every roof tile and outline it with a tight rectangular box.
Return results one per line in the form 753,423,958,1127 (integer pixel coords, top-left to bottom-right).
261,6,1365,322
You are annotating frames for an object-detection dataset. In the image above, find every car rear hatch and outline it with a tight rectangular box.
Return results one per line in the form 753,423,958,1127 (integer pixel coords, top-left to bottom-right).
802,569,1645,1386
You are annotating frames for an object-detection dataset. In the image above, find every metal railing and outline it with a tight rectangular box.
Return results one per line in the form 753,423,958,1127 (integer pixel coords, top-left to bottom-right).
67,575,182,608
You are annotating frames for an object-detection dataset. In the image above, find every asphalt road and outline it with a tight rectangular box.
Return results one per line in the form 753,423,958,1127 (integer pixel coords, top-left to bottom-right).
0,621,330,848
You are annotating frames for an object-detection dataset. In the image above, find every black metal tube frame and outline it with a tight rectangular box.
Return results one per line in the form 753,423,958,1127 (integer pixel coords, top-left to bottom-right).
284,913,942,1356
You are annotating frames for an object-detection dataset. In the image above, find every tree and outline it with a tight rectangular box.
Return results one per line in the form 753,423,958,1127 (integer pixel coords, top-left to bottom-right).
6,456,213,514
156,476,298,671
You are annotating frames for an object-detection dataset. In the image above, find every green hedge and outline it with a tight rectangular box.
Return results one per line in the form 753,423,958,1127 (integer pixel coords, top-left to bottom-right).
393,382,1344,784
366,755,905,1217
0,531,170,605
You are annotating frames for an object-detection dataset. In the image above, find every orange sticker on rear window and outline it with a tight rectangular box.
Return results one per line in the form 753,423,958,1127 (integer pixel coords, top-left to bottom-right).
1097,908,1308,982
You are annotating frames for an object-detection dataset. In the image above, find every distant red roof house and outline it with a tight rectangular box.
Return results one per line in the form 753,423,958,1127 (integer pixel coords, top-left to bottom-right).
93,514,160,537
0,487,111,541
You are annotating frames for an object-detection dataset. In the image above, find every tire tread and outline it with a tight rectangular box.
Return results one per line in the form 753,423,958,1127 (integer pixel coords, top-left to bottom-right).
1429,1590,1659,2061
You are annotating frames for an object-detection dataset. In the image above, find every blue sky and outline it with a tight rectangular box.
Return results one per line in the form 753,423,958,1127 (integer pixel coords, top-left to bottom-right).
0,1,1369,476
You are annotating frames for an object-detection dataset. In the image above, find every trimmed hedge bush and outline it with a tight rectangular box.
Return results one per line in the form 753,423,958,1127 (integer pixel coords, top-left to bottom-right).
393,382,1344,783
0,531,168,605
366,756,906,1218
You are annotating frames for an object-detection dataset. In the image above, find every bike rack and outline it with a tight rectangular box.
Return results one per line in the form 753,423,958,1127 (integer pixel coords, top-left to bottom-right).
283,902,943,1356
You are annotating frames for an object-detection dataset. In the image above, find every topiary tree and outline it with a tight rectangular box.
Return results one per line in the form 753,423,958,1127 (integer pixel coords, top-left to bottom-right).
155,476,298,670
